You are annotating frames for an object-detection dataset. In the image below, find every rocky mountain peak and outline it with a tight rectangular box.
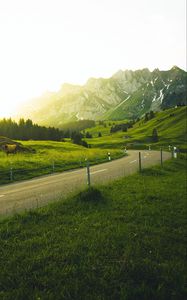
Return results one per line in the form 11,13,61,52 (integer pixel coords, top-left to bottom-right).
18,67,187,126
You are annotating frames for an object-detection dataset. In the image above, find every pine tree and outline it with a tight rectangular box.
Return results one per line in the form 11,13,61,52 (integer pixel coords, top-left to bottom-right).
152,128,158,142
149,111,155,120
144,113,149,122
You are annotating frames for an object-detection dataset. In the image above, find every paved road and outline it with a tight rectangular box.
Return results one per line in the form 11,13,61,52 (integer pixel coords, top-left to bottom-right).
0,150,171,216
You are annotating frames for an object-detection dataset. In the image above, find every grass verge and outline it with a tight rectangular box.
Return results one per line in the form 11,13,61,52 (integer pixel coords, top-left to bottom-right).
0,158,186,299
0,140,124,185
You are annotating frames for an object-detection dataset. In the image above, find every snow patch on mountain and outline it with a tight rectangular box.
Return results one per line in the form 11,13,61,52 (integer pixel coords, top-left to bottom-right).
114,95,131,110
141,99,145,108
158,89,164,103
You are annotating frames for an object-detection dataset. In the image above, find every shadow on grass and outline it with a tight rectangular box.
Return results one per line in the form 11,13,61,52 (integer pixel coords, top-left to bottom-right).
141,167,166,176
76,187,104,202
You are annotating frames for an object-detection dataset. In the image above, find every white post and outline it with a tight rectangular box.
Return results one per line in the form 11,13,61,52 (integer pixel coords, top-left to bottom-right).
108,152,111,161
173,147,177,158
149,145,151,151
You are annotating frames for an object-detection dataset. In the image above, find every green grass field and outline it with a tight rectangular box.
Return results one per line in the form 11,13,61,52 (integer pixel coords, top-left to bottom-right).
0,107,186,185
0,140,124,184
0,157,186,299
84,107,187,149
83,120,128,138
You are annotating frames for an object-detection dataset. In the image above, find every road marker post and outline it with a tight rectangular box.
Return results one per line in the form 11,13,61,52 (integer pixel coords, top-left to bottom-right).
173,146,177,158
139,152,142,173
52,161,55,172
108,152,111,161
160,147,163,167
86,160,91,187
10,167,13,181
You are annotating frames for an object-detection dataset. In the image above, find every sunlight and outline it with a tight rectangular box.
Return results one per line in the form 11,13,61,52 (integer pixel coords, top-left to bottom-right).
0,0,185,119
0,101,17,118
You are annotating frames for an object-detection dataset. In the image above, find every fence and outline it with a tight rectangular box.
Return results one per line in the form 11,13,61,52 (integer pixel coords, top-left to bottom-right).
0,146,179,186
0,155,121,185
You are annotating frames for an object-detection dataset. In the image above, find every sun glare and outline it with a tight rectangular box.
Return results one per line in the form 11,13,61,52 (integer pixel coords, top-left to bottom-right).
0,0,185,120
0,102,16,118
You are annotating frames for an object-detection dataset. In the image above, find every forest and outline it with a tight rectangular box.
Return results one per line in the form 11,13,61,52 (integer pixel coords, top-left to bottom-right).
0,118,64,141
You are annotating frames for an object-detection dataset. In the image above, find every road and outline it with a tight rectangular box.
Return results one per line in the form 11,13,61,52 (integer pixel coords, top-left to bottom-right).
0,150,171,216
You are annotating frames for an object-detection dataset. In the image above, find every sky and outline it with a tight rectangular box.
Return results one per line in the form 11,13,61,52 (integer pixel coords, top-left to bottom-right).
0,0,186,117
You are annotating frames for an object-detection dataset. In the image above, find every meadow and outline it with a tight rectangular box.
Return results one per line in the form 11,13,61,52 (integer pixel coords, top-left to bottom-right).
83,120,128,138
0,157,186,299
0,107,186,185
84,107,187,150
0,140,124,184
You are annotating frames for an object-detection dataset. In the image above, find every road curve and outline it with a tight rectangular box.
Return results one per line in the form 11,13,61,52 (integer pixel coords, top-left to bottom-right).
0,150,171,216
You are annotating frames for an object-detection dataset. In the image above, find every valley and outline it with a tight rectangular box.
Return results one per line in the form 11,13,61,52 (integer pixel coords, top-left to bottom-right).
0,1,186,299
0,83,186,300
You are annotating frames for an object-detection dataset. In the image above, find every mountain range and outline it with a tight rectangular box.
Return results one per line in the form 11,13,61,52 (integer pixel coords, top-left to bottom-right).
20,66,187,127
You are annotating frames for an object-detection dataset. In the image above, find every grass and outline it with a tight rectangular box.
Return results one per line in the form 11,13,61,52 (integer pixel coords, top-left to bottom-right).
0,140,124,185
0,107,185,185
84,107,187,149
83,120,128,138
0,158,186,299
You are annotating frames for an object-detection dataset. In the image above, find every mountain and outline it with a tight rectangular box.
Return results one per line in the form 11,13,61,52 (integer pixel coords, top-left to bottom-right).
19,66,187,126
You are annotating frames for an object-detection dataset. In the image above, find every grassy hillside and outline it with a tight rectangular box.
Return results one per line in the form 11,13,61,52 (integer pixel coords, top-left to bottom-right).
0,158,186,299
85,107,186,149
127,106,186,146
83,120,127,138
0,107,185,184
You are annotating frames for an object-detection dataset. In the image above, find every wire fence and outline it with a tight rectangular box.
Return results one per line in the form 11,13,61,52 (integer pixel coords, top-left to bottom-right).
0,146,182,186
0,155,118,185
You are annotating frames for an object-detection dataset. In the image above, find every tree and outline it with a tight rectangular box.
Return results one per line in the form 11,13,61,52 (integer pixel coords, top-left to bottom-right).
98,132,102,137
144,113,149,122
122,124,127,132
149,110,155,120
81,140,88,148
85,132,92,138
71,132,83,144
152,128,158,142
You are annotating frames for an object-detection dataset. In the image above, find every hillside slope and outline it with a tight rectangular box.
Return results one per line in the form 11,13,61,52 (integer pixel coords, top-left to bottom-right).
127,106,187,145
85,107,187,148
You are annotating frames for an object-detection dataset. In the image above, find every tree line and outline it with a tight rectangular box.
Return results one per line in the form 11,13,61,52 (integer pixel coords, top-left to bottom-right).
0,118,64,141
0,118,91,147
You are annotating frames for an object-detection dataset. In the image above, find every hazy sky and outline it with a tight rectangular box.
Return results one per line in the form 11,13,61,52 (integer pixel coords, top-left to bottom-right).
0,0,186,116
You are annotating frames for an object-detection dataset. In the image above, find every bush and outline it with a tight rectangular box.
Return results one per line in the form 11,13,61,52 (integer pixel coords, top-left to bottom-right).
77,187,103,202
